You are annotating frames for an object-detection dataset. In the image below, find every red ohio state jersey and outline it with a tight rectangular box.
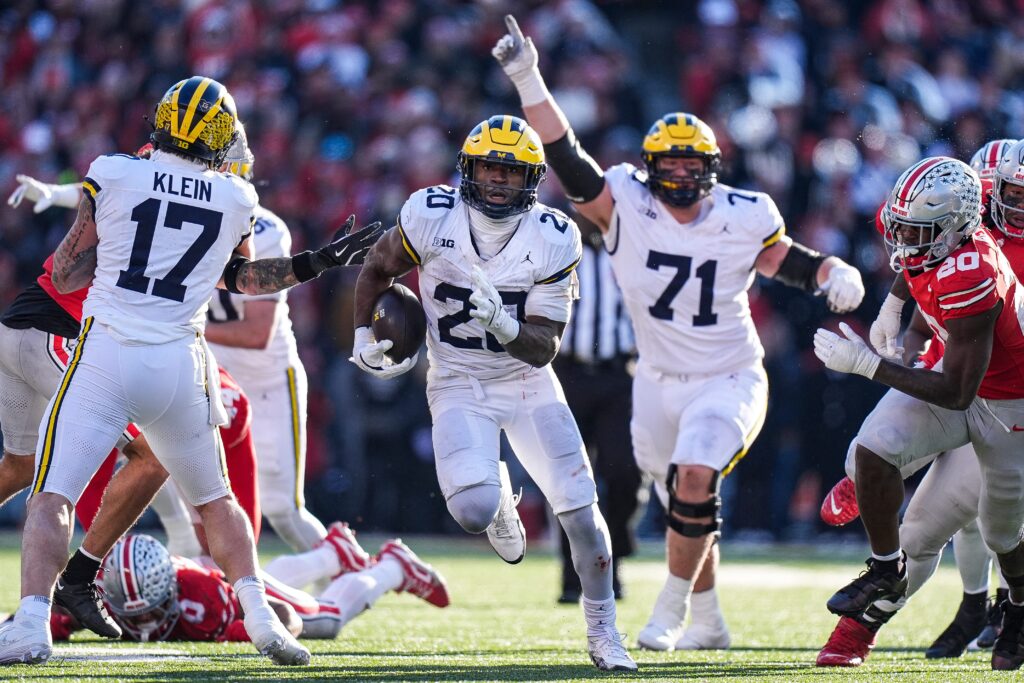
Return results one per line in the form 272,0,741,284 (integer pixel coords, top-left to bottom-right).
905,228,1024,400
167,557,241,642
37,254,86,320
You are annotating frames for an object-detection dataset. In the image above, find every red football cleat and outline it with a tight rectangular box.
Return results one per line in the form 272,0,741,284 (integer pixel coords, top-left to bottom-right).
378,539,450,608
321,522,372,575
821,477,860,526
817,616,876,667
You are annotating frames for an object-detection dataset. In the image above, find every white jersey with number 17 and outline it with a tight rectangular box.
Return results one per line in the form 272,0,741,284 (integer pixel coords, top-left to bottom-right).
604,163,784,376
82,150,258,345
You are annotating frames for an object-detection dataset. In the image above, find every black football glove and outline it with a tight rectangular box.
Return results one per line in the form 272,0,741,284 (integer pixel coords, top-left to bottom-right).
292,215,385,282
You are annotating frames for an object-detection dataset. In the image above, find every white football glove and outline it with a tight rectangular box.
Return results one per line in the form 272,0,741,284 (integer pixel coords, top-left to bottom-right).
7,175,80,213
869,293,906,361
814,322,881,379
349,326,417,380
491,15,548,106
820,261,865,314
469,265,520,345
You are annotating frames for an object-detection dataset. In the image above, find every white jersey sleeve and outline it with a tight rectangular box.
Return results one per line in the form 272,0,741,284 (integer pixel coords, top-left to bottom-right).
396,185,460,266
82,151,258,345
525,207,581,323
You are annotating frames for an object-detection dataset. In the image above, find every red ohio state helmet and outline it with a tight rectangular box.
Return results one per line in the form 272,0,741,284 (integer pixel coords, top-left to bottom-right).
881,157,982,272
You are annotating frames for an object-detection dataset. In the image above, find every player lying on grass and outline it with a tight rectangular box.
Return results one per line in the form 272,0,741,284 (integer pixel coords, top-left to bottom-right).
41,529,447,643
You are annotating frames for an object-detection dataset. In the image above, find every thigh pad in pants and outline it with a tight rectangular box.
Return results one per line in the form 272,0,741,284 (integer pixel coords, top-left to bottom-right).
854,389,968,470
432,408,500,500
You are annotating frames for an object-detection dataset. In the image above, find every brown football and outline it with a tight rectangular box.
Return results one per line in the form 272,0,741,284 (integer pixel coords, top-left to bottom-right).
371,283,427,363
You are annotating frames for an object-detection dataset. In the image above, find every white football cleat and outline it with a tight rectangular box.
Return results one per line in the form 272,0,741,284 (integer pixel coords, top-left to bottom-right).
486,461,525,564
675,623,731,650
0,618,51,665
244,606,311,666
637,619,685,651
588,628,639,671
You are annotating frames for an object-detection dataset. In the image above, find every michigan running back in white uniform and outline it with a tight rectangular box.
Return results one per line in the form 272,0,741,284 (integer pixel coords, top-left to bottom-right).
494,14,865,653
351,115,637,672
205,128,329,554
0,76,382,667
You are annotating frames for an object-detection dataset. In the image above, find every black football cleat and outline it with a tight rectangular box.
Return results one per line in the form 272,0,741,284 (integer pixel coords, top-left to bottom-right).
827,557,907,617
54,577,122,639
926,592,988,658
978,589,1009,649
992,600,1024,670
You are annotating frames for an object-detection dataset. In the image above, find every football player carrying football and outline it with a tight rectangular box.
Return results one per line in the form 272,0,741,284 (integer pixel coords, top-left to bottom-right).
351,114,636,672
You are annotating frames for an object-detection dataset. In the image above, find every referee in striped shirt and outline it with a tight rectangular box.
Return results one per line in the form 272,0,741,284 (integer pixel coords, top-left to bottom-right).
553,221,642,603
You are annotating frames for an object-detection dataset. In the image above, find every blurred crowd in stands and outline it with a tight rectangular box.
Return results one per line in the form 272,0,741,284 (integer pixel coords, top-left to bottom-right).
2,0,1021,541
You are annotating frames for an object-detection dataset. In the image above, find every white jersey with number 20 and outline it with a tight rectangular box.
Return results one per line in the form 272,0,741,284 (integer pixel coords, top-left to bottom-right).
397,185,581,381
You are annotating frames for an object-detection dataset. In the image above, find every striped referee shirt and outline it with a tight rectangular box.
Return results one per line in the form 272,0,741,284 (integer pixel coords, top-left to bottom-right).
560,239,635,364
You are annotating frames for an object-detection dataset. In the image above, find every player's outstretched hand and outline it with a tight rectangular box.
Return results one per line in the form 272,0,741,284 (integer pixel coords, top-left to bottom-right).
469,265,521,345
814,322,881,378
350,326,417,380
320,215,385,268
492,15,538,78
869,293,906,360
8,174,57,213
821,261,865,313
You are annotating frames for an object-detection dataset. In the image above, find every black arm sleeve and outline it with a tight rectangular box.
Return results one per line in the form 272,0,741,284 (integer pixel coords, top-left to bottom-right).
544,128,606,204
773,241,826,293
222,256,249,294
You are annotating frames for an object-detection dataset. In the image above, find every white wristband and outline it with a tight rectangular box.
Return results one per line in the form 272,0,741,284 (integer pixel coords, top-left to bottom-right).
510,67,551,108
492,317,521,346
880,292,906,315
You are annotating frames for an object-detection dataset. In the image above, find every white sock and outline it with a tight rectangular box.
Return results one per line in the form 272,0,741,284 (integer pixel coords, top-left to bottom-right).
319,560,402,628
234,575,271,616
582,596,617,637
263,545,341,590
650,574,692,628
16,596,51,625
689,587,726,629
872,548,903,563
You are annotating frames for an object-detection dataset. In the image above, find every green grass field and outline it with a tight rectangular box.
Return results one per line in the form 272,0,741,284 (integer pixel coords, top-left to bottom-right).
0,532,1011,681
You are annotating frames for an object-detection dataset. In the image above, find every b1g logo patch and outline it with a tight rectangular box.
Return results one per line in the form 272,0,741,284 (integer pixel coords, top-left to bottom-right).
433,237,455,248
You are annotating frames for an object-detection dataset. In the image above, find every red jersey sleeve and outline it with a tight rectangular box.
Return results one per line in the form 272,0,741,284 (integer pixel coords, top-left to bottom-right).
930,245,1001,321
169,558,240,642
37,254,87,321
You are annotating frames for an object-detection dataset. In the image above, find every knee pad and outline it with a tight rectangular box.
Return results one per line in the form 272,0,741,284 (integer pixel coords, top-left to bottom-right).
665,468,721,538
265,507,327,553
557,504,611,557
981,467,1024,555
446,484,501,534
